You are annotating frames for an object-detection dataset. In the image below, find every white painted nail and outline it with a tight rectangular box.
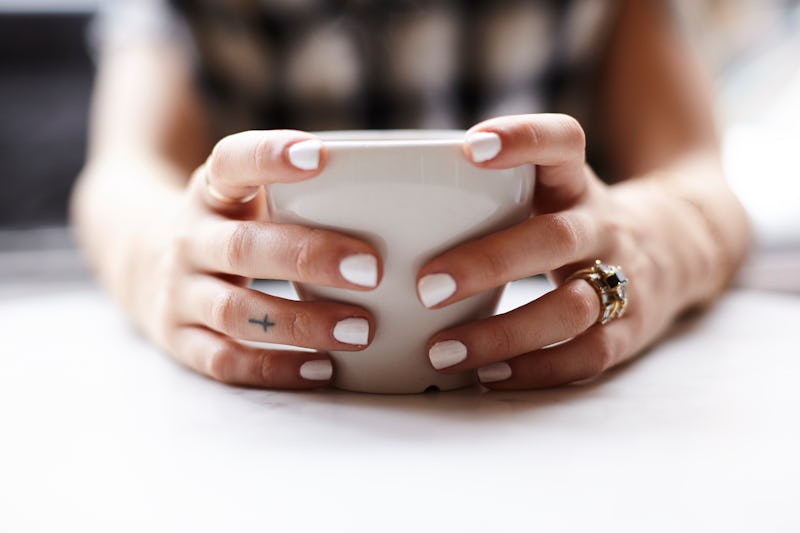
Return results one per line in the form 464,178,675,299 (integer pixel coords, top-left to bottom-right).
429,340,468,370
477,362,512,383
339,254,378,287
333,318,370,346
466,131,502,163
299,359,333,381
418,273,457,308
288,139,322,171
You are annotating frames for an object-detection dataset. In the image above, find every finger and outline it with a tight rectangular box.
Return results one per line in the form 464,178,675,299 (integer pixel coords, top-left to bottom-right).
464,114,588,208
426,280,599,372
476,319,633,390
183,218,382,289
417,210,605,308
168,325,333,389
197,129,325,210
177,275,373,350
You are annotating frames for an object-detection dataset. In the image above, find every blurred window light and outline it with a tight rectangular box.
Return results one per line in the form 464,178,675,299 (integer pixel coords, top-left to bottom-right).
0,0,102,13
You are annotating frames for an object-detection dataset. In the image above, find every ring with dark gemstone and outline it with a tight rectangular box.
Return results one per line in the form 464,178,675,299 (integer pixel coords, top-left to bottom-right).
567,260,629,325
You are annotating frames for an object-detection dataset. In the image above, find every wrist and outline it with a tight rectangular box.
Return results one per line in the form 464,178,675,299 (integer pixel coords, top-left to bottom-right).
614,153,751,309
71,156,187,317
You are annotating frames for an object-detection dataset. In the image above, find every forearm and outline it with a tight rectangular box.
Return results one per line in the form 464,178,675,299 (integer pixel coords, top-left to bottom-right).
72,35,209,330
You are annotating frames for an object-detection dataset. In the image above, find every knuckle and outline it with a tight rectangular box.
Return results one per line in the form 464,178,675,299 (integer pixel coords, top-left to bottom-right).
250,130,286,174
253,134,273,174
475,245,510,285
539,355,557,383
258,352,278,386
167,229,194,267
149,300,175,349
292,229,324,280
207,139,229,184
159,240,185,282
209,289,239,331
485,321,517,357
224,222,252,271
545,213,581,258
562,283,597,329
522,121,546,149
557,114,586,151
156,276,180,324
206,343,240,384
586,332,616,378
150,257,185,345
159,324,179,354
596,211,624,245
286,310,314,346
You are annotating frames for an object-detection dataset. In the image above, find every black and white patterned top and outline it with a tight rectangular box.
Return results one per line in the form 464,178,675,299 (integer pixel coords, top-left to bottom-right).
98,0,620,138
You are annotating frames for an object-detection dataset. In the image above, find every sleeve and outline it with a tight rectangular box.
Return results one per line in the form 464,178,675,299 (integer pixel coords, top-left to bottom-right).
87,0,191,57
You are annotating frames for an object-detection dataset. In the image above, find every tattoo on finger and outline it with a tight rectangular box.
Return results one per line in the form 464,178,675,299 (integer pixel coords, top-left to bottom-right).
248,314,276,332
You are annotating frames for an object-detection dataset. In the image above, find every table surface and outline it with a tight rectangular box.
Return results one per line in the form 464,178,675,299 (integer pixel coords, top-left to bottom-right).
1,267,800,532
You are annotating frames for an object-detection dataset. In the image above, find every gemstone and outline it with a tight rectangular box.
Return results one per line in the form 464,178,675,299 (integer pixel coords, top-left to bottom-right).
618,286,627,299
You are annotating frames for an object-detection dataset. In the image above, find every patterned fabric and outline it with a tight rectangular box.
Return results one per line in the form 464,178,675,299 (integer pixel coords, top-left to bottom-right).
98,0,620,138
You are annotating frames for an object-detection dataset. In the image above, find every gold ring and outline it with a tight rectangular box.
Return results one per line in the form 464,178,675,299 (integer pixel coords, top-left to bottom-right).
567,260,629,325
204,172,260,204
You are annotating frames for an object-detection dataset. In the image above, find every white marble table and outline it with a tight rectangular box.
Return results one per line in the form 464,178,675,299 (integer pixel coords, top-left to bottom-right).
1,269,799,532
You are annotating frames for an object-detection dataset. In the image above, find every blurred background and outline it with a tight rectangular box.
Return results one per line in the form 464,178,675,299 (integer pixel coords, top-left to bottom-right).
0,0,95,227
0,0,798,288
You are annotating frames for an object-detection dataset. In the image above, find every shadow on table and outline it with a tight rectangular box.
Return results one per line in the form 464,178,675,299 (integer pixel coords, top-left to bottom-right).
225,310,718,442
227,362,638,444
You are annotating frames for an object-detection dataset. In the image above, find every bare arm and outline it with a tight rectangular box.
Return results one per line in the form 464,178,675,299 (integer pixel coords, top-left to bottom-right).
72,38,208,328
418,0,751,388
71,36,381,388
597,0,750,303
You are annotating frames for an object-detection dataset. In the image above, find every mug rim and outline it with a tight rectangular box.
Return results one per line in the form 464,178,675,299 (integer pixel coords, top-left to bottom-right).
316,129,465,148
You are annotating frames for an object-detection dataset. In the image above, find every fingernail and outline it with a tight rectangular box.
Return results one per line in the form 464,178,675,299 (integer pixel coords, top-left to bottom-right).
333,318,370,345
466,131,501,163
288,139,322,171
429,340,468,370
299,359,333,381
339,254,378,287
477,362,512,383
418,273,457,308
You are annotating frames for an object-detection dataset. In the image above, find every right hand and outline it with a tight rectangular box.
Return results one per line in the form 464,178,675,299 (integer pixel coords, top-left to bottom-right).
145,130,381,389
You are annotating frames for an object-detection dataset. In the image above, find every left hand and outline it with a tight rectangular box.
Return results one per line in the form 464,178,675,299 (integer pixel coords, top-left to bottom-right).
418,114,717,389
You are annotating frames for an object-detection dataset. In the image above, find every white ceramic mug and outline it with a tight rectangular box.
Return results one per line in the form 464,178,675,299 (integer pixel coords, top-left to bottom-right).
268,130,535,393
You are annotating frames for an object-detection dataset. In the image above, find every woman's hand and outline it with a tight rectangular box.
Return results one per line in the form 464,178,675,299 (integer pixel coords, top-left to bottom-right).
419,114,724,389
134,130,382,388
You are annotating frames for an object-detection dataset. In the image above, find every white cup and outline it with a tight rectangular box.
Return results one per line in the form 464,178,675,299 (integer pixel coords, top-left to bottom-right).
268,130,534,393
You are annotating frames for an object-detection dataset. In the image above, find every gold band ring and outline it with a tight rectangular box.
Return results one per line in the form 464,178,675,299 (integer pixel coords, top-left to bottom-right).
204,171,260,204
567,260,629,325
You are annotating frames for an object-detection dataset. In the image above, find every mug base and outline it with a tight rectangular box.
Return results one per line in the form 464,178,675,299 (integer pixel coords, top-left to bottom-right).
332,370,477,394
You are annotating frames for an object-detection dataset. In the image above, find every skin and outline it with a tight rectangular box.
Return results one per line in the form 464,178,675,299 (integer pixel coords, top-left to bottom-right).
71,0,750,390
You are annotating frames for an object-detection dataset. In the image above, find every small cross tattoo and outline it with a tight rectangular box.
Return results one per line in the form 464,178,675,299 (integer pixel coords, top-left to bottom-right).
248,314,276,332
